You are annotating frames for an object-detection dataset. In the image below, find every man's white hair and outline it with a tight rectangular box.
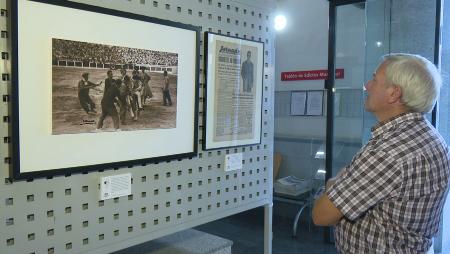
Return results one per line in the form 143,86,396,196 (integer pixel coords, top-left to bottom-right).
382,53,441,113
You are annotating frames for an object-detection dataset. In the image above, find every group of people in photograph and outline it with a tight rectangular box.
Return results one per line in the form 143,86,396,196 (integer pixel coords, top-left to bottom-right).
77,68,171,131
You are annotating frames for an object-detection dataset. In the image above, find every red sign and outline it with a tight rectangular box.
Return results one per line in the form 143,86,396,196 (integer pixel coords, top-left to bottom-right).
281,69,344,81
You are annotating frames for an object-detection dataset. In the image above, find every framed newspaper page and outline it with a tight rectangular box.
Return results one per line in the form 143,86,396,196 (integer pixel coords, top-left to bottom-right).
11,0,200,179
203,32,264,150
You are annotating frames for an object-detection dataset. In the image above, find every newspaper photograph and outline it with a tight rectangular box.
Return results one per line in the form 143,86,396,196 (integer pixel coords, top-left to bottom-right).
213,40,258,142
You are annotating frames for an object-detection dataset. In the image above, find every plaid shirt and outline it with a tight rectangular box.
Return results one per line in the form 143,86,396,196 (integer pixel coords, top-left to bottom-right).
327,112,450,254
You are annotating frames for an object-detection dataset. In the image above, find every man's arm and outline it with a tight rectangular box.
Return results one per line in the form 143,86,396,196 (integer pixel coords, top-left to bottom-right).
312,178,344,226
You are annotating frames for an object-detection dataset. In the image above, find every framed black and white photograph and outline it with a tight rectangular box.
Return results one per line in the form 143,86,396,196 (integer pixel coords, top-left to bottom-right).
11,0,200,179
203,32,264,150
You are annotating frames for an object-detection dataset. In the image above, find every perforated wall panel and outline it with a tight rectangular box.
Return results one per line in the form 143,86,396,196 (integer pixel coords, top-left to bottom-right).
0,0,275,253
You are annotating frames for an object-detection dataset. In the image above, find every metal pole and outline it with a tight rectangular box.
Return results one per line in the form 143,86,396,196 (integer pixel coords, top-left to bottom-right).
264,202,273,254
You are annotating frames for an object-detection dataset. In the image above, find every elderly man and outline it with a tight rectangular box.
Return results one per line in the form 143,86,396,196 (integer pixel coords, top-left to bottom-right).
312,54,449,254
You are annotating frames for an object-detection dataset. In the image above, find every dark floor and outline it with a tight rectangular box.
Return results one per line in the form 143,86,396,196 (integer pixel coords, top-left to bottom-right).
195,200,338,254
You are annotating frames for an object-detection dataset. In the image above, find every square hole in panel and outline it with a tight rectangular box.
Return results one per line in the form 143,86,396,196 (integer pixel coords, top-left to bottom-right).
114,230,119,236
6,238,14,246
141,222,146,229
207,205,211,210
99,234,104,240
82,203,88,210
83,238,89,245
66,242,72,250
166,187,171,192
47,229,54,236
27,214,35,221
98,200,104,207
154,189,159,195
99,217,104,223
165,216,170,222
188,210,192,216
26,194,34,202
177,6,181,12
128,194,133,200
177,184,182,190
154,204,159,210
83,221,88,227
188,196,192,202
114,213,119,220
165,4,170,10
141,207,147,213
128,226,133,232
141,192,146,198
141,176,146,182
6,218,14,226
154,219,159,225
177,199,182,204
128,210,133,216
65,189,71,196
82,185,88,192
65,225,72,232
27,233,35,241
177,170,182,176
65,207,71,214
47,210,54,217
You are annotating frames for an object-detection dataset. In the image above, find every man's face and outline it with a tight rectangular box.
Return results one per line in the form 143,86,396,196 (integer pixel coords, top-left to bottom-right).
107,72,113,79
364,61,394,114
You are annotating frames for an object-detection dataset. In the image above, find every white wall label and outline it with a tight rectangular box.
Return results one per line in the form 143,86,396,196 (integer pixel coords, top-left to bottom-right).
100,173,132,200
225,153,243,171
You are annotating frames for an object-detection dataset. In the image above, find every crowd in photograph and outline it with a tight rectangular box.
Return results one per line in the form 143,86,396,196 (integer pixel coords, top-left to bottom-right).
53,38,178,66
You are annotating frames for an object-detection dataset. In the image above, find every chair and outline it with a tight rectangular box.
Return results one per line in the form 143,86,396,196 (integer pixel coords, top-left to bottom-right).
273,152,282,182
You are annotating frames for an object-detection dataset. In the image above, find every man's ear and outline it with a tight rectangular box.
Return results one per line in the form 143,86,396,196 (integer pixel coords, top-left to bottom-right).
388,84,403,104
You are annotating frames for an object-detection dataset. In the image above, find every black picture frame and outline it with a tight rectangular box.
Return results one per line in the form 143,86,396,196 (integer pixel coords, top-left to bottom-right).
11,0,200,179
202,32,264,150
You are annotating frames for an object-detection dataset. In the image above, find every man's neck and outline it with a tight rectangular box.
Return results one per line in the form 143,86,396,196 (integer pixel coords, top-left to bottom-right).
375,107,410,123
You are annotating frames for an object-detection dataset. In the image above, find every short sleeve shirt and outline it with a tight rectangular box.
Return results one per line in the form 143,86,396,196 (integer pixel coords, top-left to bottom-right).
327,112,450,254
